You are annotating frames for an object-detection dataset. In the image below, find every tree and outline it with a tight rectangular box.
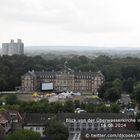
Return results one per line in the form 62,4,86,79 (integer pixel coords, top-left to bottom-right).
85,103,96,113
94,55,112,68
136,112,140,130
81,103,86,110
110,104,120,113
122,65,139,80
105,87,121,102
98,82,112,100
123,78,134,93
63,100,74,112
96,104,110,113
134,84,140,106
0,76,7,91
74,100,80,108
113,79,123,90
78,56,89,64
46,119,69,140
5,94,18,105
75,64,97,72
6,130,41,140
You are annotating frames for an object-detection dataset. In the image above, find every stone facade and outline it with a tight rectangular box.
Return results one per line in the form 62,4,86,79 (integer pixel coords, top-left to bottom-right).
21,68,104,93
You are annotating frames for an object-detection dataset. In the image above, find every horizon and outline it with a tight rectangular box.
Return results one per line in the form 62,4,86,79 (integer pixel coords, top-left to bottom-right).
2,44,140,51
22,45,140,50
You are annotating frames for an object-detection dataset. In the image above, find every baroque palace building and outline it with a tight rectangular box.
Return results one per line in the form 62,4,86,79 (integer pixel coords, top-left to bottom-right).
21,65,104,93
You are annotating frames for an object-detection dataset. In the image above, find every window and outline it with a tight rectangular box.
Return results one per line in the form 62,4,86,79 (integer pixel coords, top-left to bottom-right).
94,123,98,130
69,123,74,131
106,123,112,130
30,127,33,130
36,127,40,130
100,123,105,130
88,123,92,130
10,114,16,119
76,123,80,131
82,123,86,130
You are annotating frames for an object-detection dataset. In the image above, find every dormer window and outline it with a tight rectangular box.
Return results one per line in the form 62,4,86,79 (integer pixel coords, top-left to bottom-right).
10,114,17,118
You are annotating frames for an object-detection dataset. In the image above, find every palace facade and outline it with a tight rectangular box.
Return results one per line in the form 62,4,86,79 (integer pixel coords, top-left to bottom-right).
21,68,104,93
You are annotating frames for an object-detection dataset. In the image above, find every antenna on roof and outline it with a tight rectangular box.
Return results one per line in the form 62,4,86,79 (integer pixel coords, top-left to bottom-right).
64,61,74,72
64,60,68,70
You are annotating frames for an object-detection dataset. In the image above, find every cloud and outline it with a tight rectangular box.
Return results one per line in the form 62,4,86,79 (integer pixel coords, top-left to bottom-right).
0,0,79,24
0,0,140,46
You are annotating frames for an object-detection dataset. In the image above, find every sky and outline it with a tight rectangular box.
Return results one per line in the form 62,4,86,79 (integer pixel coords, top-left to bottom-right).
0,0,140,48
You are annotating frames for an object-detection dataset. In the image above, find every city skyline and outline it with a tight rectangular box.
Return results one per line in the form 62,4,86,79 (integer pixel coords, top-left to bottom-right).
0,0,140,48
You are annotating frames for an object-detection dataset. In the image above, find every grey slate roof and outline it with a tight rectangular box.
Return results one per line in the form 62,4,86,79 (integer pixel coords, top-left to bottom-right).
22,70,104,80
74,72,96,79
35,71,56,77
57,113,129,121
119,94,131,105
24,113,55,126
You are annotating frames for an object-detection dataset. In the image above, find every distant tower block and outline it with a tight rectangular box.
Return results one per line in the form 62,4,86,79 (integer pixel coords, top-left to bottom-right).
2,39,24,56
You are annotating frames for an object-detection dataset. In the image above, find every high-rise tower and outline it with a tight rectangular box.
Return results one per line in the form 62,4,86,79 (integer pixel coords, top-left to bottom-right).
2,39,24,56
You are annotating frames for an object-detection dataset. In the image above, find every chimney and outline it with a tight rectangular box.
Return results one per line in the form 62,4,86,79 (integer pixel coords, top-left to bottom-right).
11,39,14,43
17,39,22,43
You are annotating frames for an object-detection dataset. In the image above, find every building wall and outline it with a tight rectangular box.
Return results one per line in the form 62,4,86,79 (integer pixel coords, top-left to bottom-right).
21,75,36,92
21,70,104,93
66,121,136,134
8,42,18,56
2,39,24,56
2,43,8,55
55,72,75,91
67,121,112,133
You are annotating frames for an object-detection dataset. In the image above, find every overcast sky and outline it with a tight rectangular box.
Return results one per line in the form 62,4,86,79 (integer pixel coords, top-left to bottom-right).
0,0,140,48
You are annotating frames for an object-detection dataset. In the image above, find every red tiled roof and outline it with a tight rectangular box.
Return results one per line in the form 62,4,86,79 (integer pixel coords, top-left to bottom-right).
0,113,8,124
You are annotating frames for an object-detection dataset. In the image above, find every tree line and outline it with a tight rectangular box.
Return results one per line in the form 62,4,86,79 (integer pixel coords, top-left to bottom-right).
0,55,140,89
1,54,140,103
0,94,120,113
